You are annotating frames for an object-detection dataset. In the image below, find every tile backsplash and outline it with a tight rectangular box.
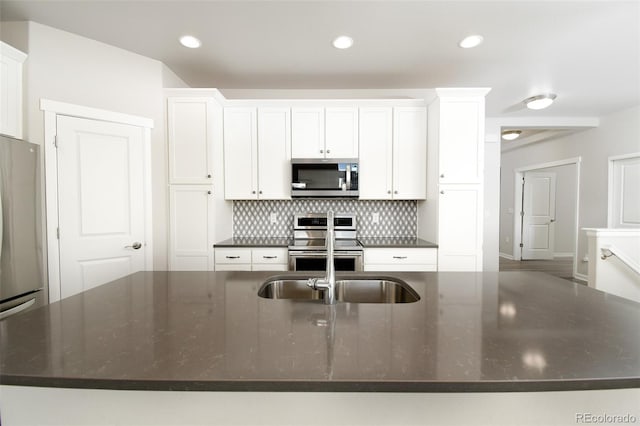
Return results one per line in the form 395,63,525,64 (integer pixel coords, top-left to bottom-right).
233,200,417,238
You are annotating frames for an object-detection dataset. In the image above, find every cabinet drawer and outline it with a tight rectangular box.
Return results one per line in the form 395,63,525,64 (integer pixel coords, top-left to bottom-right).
215,248,252,264
252,248,288,264
365,248,437,265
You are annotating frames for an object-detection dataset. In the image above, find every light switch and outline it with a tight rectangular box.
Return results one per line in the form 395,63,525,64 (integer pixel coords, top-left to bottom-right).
372,212,379,224
270,213,277,224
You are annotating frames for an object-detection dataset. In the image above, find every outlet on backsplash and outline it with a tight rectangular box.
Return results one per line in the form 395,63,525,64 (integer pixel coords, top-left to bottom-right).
372,212,379,224
270,213,277,224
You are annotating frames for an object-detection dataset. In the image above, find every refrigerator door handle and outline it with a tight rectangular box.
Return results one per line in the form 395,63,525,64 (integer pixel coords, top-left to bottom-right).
0,298,36,320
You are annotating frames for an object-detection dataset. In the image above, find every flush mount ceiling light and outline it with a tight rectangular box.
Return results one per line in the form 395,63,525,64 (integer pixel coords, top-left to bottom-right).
501,130,522,141
458,35,484,49
332,35,354,49
179,35,201,49
524,93,557,110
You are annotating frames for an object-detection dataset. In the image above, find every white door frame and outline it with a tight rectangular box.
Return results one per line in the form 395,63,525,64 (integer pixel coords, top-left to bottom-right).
608,152,640,228
41,99,154,303
512,157,581,275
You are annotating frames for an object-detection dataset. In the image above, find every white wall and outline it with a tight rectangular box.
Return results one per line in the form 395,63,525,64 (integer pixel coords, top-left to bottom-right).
499,105,640,276
1,21,189,272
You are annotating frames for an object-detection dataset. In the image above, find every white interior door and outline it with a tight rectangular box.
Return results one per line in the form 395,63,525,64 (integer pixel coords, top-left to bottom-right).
610,155,640,228
56,115,146,299
522,172,556,260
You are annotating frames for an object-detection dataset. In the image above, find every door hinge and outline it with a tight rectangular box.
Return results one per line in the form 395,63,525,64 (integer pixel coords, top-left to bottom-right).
520,211,525,217
519,243,524,248
56,227,60,239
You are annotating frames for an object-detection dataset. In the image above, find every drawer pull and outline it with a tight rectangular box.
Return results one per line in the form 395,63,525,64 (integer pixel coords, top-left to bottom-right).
263,255,277,259
226,256,241,259
393,256,408,259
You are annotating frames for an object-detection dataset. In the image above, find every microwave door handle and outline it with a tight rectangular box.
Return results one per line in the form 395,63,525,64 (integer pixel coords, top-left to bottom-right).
346,164,351,189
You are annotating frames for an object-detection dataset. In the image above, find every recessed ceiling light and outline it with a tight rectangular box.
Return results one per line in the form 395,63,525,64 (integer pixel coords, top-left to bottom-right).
524,94,557,110
501,130,522,141
458,35,484,49
332,35,354,49
179,35,201,49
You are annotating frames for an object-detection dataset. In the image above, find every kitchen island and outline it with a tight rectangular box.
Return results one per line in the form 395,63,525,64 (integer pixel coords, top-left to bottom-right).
1,271,639,425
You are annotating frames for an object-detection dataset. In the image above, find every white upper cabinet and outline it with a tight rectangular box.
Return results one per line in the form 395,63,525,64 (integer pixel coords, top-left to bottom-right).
291,107,324,158
291,107,358,159
0,42,27,139
224,107,258,199
437,98,485,184
167,97,215,184
257,108,291,199
224,107,291,200
359,107,427,200
393,107,427,199
325,107,358,158
359,107,393,199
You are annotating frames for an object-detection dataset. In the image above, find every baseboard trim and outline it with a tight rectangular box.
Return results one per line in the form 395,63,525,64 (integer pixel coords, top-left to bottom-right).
554,253,574,258
499,253,514,260
574,272,588,283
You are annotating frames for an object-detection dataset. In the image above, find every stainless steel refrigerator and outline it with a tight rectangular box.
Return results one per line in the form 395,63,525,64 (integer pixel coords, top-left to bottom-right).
0,134,45,319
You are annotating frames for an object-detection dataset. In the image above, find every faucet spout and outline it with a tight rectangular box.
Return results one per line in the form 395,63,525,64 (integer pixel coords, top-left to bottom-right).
307,211,337,304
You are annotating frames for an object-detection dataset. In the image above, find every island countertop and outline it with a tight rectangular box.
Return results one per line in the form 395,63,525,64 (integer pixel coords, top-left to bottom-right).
1,271,638,393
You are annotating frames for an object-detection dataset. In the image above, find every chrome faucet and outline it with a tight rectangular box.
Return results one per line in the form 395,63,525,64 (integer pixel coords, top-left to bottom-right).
307,211,337,304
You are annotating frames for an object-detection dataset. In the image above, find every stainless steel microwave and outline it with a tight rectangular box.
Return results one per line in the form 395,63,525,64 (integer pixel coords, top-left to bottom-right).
291,159,359,198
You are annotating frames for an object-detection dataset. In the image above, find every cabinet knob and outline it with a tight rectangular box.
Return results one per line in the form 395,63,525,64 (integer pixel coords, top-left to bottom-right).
440,190,445,195
394,190,398,194
326,149,331,154
259,190,263,194
252,190,256,194
207,174,212,178
320,149,324,153
207,190,212,195
387,190,391,194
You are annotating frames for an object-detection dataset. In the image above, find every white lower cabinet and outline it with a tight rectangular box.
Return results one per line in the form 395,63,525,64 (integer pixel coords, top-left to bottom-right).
363,248,437,272
215,247,288,271
169,186,214,271
437,185,483,271
251,248,288,271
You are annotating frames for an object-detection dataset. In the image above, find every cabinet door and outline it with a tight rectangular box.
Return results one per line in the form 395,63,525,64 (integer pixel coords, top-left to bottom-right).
393,107,427,200
325,107,358,158
167,97,215,184
257,108,291,199
291,107,324,158
224,107,258,199
438,100,483,184
359,107,393,199
169,186,214,270
437,185,482,271
0,43,26,139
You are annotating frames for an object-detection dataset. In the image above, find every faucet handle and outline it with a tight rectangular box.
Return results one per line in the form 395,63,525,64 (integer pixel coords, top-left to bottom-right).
307,277,318,289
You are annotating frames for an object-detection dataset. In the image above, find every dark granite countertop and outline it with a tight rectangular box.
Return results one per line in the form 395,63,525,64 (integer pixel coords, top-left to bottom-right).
1,271,639,392
358,237,438,248
214,237,292,247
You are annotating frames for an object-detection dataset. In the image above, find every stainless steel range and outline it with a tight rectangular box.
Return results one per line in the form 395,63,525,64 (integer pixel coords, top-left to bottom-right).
288,213,363,272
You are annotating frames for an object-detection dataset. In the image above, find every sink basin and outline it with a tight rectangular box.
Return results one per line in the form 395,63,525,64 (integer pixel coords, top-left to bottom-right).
257,275,420,303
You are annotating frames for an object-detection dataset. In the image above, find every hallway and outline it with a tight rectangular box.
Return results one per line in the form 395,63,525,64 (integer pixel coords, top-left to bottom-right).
499,257,585,284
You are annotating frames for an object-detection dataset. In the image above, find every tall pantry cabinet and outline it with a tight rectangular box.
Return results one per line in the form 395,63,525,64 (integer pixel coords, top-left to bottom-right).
167,97,217,270
423,88,490,271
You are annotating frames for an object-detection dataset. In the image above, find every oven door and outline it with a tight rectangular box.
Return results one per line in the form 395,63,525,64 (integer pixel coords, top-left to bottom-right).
288,251,363,272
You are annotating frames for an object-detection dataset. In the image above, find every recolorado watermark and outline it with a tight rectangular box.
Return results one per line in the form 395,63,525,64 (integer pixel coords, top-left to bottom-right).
576,413,638,424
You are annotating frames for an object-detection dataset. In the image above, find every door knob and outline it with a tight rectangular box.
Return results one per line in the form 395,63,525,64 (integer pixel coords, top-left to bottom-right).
125,242,142,250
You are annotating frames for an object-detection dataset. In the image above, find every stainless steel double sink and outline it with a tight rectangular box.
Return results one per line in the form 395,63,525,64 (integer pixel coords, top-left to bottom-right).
257,275,420,304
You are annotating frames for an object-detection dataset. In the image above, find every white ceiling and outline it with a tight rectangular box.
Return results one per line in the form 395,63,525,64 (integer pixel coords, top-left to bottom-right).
1,0,639,119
